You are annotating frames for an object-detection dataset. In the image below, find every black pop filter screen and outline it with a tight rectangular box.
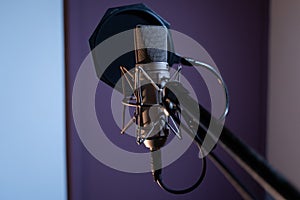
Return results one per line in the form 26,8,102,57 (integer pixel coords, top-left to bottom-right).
89,3,174,93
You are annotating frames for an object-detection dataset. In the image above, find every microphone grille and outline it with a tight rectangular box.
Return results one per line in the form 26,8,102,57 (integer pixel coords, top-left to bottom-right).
134,25,168,64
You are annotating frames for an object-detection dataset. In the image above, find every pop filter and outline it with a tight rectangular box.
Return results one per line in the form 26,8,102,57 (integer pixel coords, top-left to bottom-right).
89,3,175,92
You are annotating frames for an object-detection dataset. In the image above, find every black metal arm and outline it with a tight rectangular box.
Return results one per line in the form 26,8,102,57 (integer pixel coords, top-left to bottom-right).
162,81,300,200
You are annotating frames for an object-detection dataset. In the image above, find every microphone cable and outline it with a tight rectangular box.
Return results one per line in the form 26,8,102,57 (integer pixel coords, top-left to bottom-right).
152,146,207,195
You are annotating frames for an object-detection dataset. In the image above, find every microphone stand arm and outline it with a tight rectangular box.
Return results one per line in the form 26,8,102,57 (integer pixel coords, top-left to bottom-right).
163,81,300,200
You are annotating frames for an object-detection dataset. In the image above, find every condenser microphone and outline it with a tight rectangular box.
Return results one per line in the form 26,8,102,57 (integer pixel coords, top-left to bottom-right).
133,25,172,180
133,25,171,151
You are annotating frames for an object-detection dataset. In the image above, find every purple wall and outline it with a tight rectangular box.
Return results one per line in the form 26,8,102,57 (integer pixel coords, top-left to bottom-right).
65,0,269,199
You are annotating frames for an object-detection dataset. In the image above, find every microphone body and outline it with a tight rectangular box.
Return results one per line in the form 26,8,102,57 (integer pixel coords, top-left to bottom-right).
134,25,171,151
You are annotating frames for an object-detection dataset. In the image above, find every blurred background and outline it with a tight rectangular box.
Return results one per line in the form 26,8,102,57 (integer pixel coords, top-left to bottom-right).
0,0,299,199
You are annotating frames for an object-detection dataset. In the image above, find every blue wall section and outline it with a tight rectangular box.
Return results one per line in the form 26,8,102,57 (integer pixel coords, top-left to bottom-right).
0,1,66,200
